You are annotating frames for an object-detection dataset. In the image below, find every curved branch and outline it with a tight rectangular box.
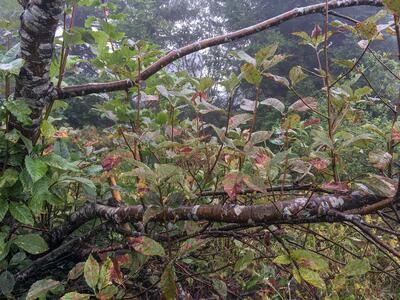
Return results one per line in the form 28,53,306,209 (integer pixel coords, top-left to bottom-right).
57,0,383,99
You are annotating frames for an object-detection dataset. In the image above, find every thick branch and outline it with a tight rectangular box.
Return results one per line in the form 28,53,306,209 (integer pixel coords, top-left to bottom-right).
47,191,385,246
57,0,383,99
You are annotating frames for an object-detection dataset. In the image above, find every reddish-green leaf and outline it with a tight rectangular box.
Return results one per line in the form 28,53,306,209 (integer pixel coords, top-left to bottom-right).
84,255,100,290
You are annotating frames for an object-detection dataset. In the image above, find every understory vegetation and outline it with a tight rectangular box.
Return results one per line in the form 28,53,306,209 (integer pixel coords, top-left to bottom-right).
0,0,399,299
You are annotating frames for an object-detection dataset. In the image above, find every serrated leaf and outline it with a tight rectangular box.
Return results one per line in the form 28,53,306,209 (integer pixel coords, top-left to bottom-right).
14,234,48,254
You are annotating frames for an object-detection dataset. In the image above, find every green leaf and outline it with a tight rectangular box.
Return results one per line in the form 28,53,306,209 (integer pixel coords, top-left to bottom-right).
97,257,112,290
25,156,48,183
299,268,326,289
0,198,8,223
9,202,34,225
84,255,100,290
5,99,32,125
273,255,291,265
234,252,254,272
40,120,56,139
384,0,400,14
160,263,177,300
42,154,80,172
98,285,118,299
0,43,20,64
289,66,307,86
14,234,49,254
0,58,24,75
64,31,83,46
221,73,240,94
255,43,279,66
26,279,62,300
132,237,166,257
341,133,374,149
0,271,15,295
60,176,96,196
0,168,19,188
198,77,214,91
292,249,329,271
241,63,262,86
342,258,371,277
212,278,227,298
61,292,91,300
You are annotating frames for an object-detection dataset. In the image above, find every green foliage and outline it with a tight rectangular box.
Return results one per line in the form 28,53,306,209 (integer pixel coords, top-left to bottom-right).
0,1,399,299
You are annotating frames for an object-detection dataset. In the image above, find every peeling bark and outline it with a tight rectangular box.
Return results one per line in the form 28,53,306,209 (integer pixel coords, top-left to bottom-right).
47,191,386,246
11,0,64,138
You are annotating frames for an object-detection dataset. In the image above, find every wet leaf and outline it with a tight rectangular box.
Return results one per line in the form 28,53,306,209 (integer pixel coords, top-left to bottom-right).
14,234,49,255
26,279,61,300
84,255,100,289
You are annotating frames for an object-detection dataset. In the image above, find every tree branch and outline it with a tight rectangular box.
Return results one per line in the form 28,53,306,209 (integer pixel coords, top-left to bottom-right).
57,0,383,99
47,191,385,246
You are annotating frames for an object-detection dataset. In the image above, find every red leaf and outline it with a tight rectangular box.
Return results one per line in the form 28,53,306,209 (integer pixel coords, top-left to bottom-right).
254,152,269,169
392,128,400,141
191,91,208,104
110,258,124,285
53,131,69,138
176,146,192,155
309,158,328,170
222,173,242,199
43,144,54,156
101,155,122,171
311,24,322,39
303,118,321,128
